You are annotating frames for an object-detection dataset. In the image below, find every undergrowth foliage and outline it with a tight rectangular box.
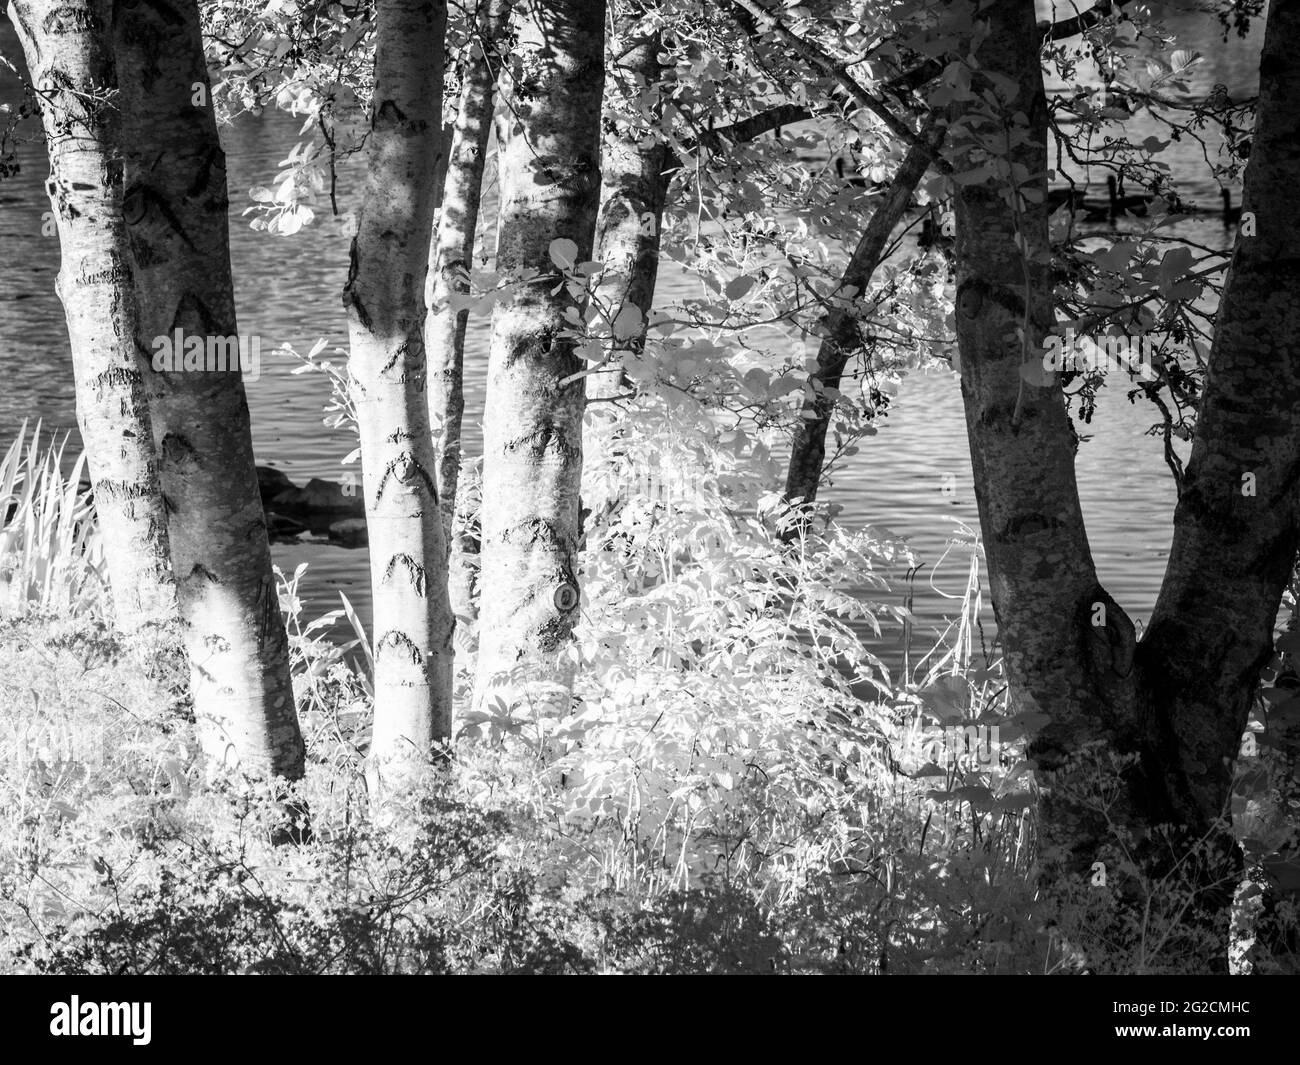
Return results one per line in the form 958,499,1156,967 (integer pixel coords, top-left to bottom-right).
0,420,1281,973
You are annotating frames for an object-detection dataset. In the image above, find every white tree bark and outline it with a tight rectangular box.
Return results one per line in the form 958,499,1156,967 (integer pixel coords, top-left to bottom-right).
113,0,305,784
472,0,606,716
344,0,456,786
9,0,176,633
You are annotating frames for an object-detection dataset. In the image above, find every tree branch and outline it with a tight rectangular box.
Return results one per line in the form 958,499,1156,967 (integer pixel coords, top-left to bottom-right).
725,0,952,175
661,103,813,176
882,1,1137,100
1039,0,1134,42
695,102,811,152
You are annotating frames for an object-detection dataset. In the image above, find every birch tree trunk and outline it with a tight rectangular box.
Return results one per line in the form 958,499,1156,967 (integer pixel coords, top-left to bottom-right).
426,0,508,540
112,0,305,783
782,116,944,517
472,0,605,715
344,0,455,784
425,0,508,638
9,0,175,632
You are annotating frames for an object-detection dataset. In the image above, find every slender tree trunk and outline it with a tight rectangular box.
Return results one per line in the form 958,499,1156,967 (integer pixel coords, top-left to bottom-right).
112,0,305,783
426,0,508,542
782,115,944,516
425,0,507,639
586,98,806,413
9,0,175,632
448,455,481,638
472,0,605,715
581,16,669,555
586,22,669,402
344,0,455,783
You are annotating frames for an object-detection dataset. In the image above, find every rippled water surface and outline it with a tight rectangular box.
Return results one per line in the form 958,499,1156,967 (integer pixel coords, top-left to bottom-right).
0,3,1262,667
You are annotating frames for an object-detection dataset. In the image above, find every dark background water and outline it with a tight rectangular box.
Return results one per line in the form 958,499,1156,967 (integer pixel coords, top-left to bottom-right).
0,2,1262,672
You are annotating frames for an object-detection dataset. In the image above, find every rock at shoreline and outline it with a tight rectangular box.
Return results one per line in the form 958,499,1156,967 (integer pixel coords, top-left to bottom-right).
256,465,367,545
268,513,310,540
328,518,368,548
256,465,295,497
259,469,364,516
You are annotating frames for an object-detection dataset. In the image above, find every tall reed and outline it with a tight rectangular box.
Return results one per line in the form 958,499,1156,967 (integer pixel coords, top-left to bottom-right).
0,424,106,618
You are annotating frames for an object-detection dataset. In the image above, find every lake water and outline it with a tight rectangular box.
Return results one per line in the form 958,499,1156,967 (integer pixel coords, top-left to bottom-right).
0,3,1262,674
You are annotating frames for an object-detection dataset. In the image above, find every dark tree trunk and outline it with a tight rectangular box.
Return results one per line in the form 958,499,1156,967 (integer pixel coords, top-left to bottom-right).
951,0,1135,794
1139,0,1300,838
426,0,509,542
782,115,945,517
1130,0,1300,960
947,0,1210,968
587,21,669,402
951,0,1300,969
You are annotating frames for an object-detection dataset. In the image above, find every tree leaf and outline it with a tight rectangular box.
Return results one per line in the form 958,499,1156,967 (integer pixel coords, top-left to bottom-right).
725,274,756,300
611,304,643,339
548,238,579,269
